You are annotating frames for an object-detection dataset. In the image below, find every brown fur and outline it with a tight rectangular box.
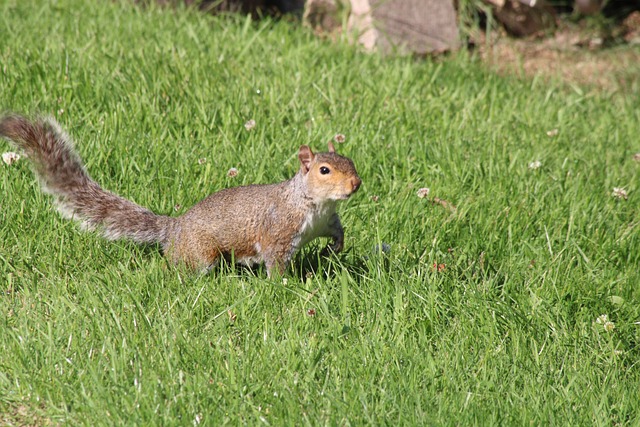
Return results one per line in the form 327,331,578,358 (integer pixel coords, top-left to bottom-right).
1,114,361,276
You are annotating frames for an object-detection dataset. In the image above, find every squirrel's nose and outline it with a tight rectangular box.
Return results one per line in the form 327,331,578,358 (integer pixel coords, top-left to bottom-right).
351,177,361,193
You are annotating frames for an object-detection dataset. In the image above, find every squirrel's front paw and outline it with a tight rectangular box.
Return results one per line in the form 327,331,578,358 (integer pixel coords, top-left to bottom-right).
321,241,343,257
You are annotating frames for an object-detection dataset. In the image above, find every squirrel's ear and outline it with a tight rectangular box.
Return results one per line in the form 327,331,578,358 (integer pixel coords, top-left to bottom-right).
328,142,336,153
299,145,314,173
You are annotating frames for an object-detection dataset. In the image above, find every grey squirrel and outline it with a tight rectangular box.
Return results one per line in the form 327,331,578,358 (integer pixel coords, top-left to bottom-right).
0,114,361,276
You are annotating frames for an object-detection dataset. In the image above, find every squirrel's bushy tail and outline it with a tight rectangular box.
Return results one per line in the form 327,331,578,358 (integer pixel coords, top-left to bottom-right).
0,114,173,244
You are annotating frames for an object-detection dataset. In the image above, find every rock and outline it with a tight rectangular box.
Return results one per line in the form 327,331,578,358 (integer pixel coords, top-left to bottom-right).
622,11,640,44
347,0,377,50
348,0,460,54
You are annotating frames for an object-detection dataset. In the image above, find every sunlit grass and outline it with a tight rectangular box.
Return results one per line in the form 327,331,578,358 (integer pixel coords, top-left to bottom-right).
2,0,640,424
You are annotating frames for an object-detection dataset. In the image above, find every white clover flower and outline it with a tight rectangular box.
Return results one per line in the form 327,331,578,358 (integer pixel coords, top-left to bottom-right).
546,129,559,137
333,133,346,143
595,314,615,332
193,413,202,426
244,119,256,131
197,157,206,165
528,160,542,170
612,187,628,200
416,187,430,198
227,167,238,177
2,152,21,165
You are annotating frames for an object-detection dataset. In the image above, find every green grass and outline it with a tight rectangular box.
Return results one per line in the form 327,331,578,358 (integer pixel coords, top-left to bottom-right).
2,0,640,425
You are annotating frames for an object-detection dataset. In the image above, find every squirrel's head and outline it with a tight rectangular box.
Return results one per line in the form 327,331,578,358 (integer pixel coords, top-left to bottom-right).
298,142,361,202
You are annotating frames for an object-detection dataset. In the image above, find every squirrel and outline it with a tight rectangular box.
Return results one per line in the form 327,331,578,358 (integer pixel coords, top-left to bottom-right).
0,114,361,277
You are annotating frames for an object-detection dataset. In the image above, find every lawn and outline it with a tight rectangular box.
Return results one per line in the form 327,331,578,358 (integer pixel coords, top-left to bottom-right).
2,0,640,425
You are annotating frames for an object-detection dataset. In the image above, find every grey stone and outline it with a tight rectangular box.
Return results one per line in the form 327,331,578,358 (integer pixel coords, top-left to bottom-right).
348,0,460,54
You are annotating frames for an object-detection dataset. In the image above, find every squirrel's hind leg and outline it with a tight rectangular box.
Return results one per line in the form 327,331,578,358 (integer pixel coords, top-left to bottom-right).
164,239,221,272
265,257,287,279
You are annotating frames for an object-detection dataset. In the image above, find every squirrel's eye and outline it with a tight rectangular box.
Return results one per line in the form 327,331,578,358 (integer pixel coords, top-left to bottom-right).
320,166,330,175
